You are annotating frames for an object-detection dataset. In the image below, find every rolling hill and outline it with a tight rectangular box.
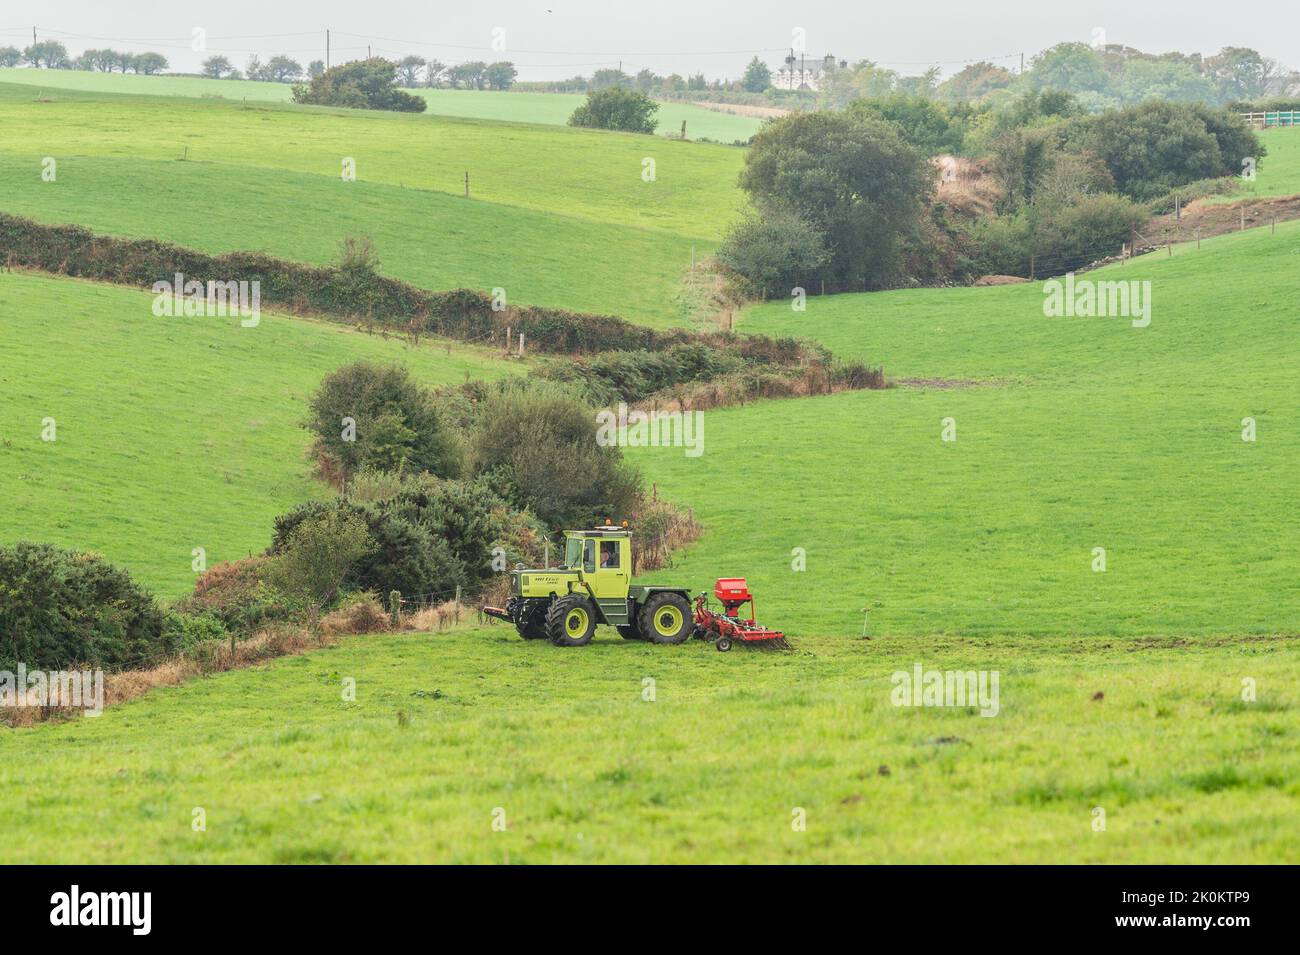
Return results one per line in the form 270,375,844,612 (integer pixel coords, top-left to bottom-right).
0,67,764,141
0,81,745,325
0,270,514,597
2,74,1297,866
635,221,1300,638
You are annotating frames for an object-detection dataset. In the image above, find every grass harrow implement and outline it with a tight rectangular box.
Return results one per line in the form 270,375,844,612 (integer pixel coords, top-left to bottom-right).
693,578,790,652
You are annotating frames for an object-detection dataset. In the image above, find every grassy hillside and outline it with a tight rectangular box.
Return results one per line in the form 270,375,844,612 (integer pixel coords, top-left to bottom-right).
631,221,1300,638
0,271,514,597
1211,127,1300,201
0,81,744,324
0,67,763,141
0,625,1294,863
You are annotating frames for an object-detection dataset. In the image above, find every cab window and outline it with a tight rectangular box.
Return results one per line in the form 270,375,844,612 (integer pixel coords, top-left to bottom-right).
583,540,596,573
565,537,582,568
599,540,620,569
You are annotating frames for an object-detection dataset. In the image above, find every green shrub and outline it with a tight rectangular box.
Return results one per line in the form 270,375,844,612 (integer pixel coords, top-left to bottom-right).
291,58,427,112
1065,102,1263,201
567,87,658,133
268,509,376,610
162,610,229,650
306,361,462,482
536,343,746,406
739,110,932,291
469,380,643,530
271,480,505,601
715,205,830,299
176,555,293,633
0,543,172,671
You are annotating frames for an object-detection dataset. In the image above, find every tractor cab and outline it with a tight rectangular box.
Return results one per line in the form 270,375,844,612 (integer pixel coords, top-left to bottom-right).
560,526,631,601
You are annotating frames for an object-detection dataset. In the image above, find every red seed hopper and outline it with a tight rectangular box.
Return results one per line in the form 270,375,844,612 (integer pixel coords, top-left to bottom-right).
693,578,790,651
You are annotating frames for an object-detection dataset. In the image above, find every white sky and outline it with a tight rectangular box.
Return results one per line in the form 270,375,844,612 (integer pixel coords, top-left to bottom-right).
5,1,1298,80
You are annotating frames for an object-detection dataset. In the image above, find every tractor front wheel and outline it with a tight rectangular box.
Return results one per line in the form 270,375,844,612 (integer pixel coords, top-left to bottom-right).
546,595,597,647
516,619,547,640
639,592,693,645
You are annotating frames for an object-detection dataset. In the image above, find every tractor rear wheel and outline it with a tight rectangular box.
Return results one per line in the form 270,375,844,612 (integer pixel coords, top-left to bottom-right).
639,592,693,645
546,594,597,647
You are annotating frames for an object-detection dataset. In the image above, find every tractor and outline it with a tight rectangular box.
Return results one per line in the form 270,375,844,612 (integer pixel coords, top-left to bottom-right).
482,525,695,647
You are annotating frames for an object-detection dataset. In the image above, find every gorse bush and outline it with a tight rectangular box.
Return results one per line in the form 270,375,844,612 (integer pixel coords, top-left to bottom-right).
536,343,747,406
271,475,533,600
0,543,172,671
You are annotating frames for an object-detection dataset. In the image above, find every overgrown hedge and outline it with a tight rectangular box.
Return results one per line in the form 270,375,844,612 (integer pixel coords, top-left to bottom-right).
0,213,819,362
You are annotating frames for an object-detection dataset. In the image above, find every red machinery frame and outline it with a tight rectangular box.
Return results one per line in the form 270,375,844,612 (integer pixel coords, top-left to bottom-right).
693,578,788,651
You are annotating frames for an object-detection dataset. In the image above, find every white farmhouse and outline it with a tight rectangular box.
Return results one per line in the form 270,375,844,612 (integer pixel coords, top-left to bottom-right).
772,53,845,91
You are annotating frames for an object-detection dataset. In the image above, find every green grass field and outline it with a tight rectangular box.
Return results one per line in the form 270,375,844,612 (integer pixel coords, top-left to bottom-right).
1210,127,1300,202
0,67,764,141
2,80,1298,865
2,216,1296,864
0,271,514,597
0,80,744,324
0,625,1294,863
663,222,1300,638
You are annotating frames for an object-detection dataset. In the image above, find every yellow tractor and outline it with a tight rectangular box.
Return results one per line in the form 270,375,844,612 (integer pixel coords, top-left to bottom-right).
482,525,694,647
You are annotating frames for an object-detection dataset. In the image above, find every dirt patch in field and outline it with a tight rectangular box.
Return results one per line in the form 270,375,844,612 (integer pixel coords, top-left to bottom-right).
972,274,1030,286
1146,193,1300,243
691,101,789,120
893,377,1002,390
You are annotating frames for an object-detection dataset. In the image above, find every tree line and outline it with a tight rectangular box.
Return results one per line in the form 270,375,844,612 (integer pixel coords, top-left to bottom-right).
1,40,167,74
1,39,517,90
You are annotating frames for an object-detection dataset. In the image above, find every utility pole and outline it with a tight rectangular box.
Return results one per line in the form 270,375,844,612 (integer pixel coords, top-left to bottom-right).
326,29,330,69
1020,52,1024,74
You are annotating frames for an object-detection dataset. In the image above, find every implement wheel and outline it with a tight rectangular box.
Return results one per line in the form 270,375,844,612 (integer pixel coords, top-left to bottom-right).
639,592,693,645
546,595,597,647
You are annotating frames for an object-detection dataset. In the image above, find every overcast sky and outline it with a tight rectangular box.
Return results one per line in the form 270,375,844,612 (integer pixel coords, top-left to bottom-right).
6,1,1298,80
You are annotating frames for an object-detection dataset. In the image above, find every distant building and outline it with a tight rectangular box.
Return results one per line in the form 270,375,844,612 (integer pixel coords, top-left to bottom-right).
772,53,845,91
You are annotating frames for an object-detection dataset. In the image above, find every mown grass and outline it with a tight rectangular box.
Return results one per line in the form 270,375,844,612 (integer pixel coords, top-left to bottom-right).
0,271,515,597
0,81,743,324
0,67,765,141
633,221,1300,638
0,625,1294,863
